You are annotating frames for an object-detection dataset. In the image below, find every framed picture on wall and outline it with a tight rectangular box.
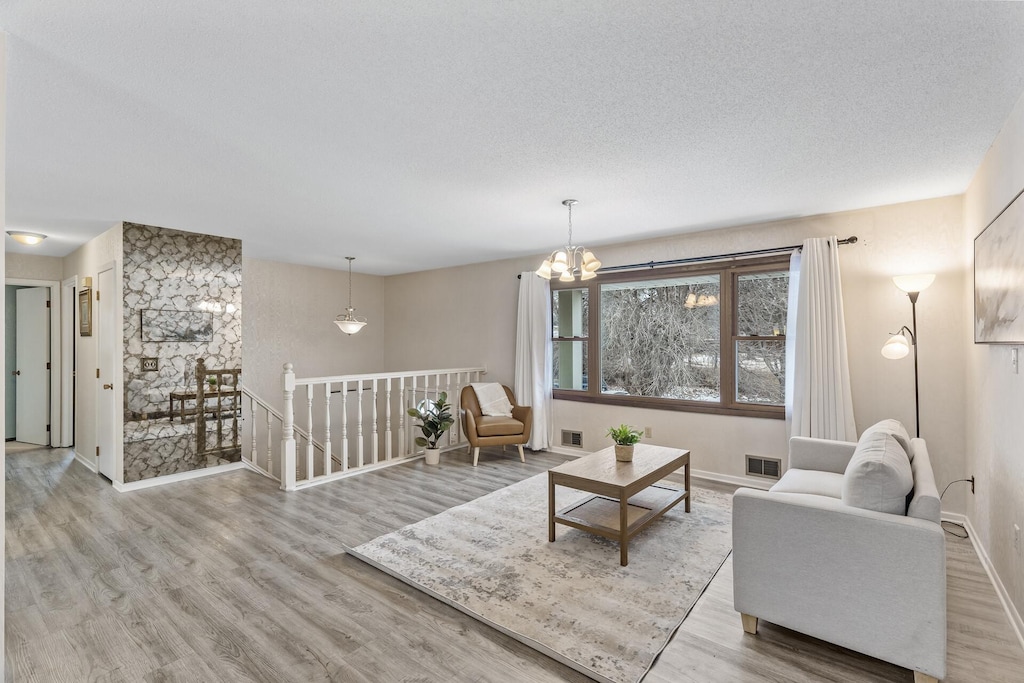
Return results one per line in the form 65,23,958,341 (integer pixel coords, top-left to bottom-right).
141,309,214,342
975,185,1024,343
79,289,92,336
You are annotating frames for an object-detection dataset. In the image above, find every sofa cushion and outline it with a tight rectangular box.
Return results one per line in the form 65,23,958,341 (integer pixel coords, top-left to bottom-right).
860,419,913,461
770,469,844,499
842,431,913,515
475,415,525,437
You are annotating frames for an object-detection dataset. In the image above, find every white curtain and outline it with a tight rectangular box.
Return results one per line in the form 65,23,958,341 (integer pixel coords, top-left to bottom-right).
786,236,857,441
514,272,553,450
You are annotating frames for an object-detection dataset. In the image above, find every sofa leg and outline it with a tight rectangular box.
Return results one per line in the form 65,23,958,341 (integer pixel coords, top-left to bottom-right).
913,673,939,683
740,613,758,635
517,444,525,462
472,447,480,467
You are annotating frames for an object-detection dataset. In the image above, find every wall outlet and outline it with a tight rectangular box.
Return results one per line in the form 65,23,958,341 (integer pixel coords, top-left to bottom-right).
644,426,653,438
141,357,159,372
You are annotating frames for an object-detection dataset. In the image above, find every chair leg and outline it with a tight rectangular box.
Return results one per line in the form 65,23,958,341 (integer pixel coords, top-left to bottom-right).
473,447,480,467
740,613,758,635
517,444,525,462
466,442,472,455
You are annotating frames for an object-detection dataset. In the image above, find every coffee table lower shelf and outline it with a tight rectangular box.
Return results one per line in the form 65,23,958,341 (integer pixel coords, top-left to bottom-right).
551,484,688,566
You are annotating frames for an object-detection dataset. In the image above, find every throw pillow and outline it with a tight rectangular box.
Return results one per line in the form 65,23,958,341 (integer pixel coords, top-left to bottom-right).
842,431,914,515
860,418,914,460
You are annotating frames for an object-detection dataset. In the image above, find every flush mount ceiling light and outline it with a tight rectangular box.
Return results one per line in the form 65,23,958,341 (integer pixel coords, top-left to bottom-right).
334,256,368,335
536,199,602,282
6,231,47,246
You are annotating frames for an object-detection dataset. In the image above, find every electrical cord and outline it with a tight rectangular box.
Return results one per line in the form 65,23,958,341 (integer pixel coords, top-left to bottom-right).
938,478,973,539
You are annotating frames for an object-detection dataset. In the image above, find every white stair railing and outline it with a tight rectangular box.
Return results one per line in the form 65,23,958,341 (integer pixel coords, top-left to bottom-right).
239,383,334,484
280,364,486,491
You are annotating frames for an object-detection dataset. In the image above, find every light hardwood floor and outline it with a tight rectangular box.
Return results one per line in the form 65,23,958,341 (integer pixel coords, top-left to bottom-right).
6,443,1024,682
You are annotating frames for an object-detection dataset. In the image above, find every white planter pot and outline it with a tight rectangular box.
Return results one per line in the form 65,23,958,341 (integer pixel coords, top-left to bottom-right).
424,448,441,466
614,444,635,462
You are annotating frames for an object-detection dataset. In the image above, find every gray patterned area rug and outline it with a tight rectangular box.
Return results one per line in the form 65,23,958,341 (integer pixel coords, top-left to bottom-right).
347,473,732,683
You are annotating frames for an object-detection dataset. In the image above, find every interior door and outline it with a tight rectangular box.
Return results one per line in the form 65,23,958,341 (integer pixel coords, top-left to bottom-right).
15,287,50,445
97,267,117,479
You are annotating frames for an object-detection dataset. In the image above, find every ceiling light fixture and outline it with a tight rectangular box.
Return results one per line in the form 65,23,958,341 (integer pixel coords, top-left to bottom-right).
536,199,601,282
334,257,368,335
7,231,47,246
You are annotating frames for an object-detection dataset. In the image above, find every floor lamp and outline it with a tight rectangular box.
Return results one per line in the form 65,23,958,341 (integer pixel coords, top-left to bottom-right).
880,274,935,438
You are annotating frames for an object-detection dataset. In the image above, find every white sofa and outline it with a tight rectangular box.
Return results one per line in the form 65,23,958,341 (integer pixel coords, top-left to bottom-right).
732,421,946,682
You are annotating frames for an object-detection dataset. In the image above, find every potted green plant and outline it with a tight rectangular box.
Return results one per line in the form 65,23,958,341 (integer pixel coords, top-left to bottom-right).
607,423,642,462
407,392,454,465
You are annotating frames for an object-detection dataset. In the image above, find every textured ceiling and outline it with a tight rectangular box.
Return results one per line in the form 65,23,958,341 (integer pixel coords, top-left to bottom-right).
3,1,1024,275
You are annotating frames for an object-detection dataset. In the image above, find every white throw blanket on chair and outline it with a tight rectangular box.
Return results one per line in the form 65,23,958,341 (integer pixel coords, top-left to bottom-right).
471,383,513,417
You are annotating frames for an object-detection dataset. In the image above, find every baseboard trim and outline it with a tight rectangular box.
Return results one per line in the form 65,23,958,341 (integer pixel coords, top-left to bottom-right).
112,462,246,492
540,449,773,491
962,516,1024,654
691,469,773,491
73,449,99,473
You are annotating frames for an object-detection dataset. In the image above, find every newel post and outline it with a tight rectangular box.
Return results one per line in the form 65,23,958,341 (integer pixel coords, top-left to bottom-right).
281,362,297,491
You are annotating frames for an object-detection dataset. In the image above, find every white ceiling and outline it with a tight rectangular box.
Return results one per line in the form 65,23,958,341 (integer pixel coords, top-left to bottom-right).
3,1,1024,275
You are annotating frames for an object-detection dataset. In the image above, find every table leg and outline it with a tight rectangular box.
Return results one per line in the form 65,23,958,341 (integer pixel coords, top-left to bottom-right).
620,494,629,566
685,460,691,513
548,473,556,542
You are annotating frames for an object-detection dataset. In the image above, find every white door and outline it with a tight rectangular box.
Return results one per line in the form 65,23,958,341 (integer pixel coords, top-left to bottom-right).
97,268,117,479
15,287,50,445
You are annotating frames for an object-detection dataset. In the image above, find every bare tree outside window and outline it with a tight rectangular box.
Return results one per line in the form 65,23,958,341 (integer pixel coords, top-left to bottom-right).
601,276,721,401
736,271,789,404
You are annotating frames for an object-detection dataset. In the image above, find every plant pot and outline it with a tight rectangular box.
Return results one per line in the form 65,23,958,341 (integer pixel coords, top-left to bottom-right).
614,444,634,462
424,448,441,466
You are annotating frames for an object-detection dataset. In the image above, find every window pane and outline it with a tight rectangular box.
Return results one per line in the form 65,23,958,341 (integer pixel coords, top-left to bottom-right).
552,288,588,339
736,340,785,404
553,340,587,390
600,276,721,401
737,271,789,337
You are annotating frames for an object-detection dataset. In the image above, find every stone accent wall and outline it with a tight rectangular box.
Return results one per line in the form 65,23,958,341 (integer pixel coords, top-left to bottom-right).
122,223,242,481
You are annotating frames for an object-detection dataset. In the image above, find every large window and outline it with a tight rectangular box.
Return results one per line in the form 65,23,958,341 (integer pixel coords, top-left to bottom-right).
551,256,789,418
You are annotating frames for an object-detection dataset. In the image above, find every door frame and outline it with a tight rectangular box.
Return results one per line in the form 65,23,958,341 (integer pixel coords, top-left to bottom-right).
5,277,62,446
60,276,77,448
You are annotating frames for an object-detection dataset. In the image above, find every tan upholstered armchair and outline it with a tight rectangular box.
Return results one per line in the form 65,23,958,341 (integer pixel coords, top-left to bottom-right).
460,385,533,467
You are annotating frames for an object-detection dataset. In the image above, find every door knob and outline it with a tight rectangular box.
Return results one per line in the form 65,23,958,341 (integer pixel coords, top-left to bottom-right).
103,383,113,390
12,370,19,376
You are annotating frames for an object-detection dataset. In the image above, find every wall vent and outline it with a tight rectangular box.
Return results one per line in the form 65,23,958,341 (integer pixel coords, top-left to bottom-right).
561,430,583,448
746,455,782,479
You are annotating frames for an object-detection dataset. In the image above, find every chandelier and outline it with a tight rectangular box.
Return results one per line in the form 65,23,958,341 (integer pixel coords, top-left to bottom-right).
334,257,368,335
536,199,602,282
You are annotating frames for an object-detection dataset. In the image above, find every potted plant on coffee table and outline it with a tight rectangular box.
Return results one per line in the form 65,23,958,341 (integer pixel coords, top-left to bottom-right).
407,392,454,465
607,424,642,462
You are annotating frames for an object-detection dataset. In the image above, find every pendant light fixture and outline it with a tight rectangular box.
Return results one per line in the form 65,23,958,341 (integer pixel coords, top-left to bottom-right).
334,256,368,335
536,199,602,281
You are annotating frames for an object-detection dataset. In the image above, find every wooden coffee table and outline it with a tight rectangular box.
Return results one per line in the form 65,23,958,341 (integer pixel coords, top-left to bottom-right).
548,444,690,566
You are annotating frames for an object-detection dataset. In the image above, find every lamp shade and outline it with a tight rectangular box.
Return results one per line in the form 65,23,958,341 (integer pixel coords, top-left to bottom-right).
881,334,911,359
551,251,569,273
892,274,935,294
536,259,553,279
334,318,367,335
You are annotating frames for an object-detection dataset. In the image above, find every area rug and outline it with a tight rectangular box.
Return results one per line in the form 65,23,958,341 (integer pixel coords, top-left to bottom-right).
346,473,732,683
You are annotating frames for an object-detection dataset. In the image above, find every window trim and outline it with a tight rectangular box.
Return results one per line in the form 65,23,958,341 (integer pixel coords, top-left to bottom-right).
551,254,789,419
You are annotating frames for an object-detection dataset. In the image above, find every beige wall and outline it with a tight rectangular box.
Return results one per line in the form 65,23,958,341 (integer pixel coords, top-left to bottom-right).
241,257,385,406
382,196,969,505
62,223,124,470
5,253,64,281
964,89,1024,623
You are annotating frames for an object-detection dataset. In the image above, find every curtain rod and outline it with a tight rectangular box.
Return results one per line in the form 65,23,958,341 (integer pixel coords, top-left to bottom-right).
517,236,857,278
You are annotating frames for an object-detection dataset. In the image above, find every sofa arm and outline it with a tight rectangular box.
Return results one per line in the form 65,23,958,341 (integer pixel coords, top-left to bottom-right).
788,437,857,473
732,488,946,679
512,405,533,442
